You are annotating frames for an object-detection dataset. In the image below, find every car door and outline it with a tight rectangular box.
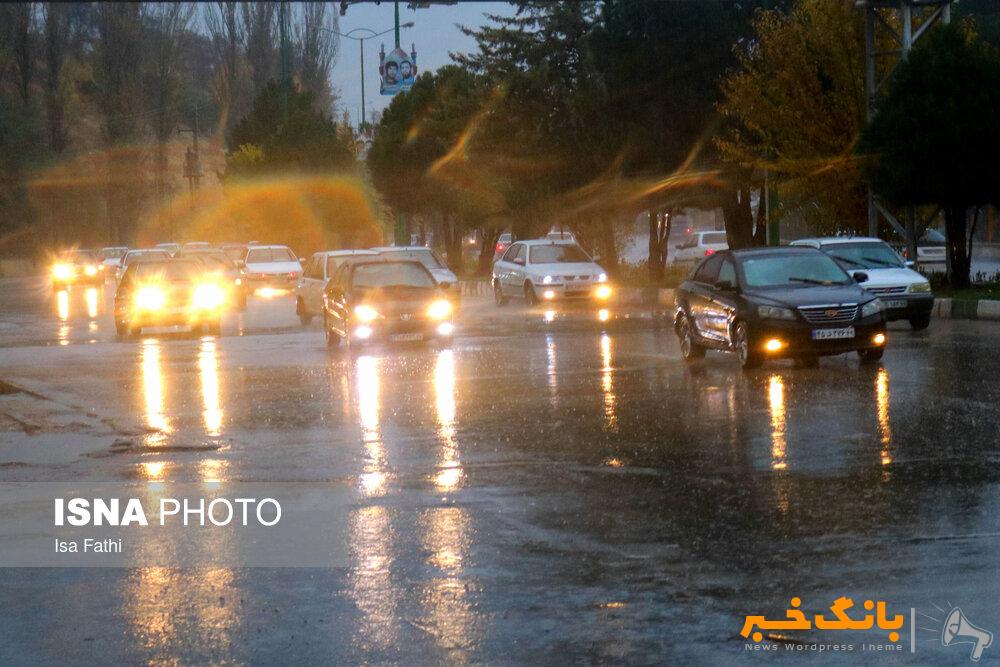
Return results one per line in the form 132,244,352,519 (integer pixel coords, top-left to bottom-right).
506,243,528,293
324,265,350,334
686,254,724,342
496,244,520,295
705,255,739,343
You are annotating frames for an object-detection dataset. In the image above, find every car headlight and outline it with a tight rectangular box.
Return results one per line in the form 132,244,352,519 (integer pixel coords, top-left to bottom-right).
594,284,612,300
354,304,379,323
860,299,885,318
192,283,225,310
910,281,931,293
136,286,166,311
597,273,608,283
757,305,796,321
427,299,453,320
52,264,73,280
542,275,553,285
84,265,98,276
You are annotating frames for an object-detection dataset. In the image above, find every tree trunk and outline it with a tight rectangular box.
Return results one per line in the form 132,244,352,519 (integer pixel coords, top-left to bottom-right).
597,217,618,276
722,184,755,250
944,204,971,289
647,207,673,282
753,188,767,246
476,227,501,276
44,2,67,154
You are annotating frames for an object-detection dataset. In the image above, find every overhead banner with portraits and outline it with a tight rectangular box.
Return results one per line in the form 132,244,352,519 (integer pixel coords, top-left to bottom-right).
380,44,417,95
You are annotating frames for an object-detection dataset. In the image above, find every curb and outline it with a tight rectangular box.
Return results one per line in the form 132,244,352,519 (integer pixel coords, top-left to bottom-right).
933,297,1000,321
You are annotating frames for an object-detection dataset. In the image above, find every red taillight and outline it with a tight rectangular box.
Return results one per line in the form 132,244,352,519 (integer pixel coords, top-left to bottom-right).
704,249,715,256
496,243,506,253
685,227,693,235
288,272,297,277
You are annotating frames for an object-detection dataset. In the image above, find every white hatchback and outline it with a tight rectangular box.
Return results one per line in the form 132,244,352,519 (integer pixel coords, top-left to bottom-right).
790,237,934,329
491,239,611,306
240,245,303,295
672,231,729,264
295,250,377,324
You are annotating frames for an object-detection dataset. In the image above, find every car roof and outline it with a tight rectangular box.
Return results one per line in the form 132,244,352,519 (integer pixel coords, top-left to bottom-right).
127,248,170,254
514,239,578,247
370,246,433,252
729,246,826,258
246,244,292,250
316,250,378,257
791,236,885,246
349,258,425,270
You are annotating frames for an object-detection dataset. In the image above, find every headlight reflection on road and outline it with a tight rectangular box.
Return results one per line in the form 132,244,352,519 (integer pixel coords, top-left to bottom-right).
198,337,223,437
433,349,463,491
546,334,558,408
141,338,171,445
356,355,388,497
85,287,99,319
56,289,70,345
876,367,892,468
768,374,787,471
420,506,476,651
599,334,617,430
348,505,399,650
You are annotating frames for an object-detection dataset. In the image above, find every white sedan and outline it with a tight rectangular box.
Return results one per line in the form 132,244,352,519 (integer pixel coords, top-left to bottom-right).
492,240,612,306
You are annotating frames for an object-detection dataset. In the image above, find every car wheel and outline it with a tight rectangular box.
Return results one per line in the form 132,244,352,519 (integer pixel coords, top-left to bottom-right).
909,313,931,330
115,318,129,339
524,281,538,306
676,313,705,361
296,298,314,325
493,281,508,306
236,291,248,311
324,316,341,348
858,347,884,364
734,321,761,370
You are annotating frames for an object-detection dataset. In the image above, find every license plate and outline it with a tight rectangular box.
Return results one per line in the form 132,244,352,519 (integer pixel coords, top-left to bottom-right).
811,327,855,340
390,332,424,342
883,299,906,309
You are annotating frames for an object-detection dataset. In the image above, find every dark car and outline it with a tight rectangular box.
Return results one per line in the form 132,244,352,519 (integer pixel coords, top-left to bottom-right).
673,247,888,369
322,259,455,348
177,249,247,310
114,259,225,338
51,249,103,288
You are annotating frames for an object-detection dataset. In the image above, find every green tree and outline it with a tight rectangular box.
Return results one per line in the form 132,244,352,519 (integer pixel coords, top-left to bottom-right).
227,80,355,175
717,0,867,240
860,23,1000,288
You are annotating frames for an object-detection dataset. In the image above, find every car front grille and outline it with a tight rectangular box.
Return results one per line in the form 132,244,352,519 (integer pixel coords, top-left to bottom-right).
798,304,858,324
866,286,906,295
562,275,591,281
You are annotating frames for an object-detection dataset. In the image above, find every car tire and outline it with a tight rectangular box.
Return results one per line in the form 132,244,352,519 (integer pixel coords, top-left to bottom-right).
909,313,931,330
858,347,884,364
115,319,130,340
524,281,538,306
324,316,341,349
493,281,508,306
296,298,314,325
676,313,705,361
734,321,761,370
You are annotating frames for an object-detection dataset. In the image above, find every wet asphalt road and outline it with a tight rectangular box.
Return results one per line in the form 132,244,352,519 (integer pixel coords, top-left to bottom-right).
0,277,998,664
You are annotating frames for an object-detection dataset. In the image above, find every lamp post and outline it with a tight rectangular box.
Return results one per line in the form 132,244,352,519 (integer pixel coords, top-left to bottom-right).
326,22,413,132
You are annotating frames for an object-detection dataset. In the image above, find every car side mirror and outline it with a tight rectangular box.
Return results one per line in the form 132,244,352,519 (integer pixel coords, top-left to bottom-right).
853,271,869,283
714,279,737,292
438,281,452,291
904,260,915,268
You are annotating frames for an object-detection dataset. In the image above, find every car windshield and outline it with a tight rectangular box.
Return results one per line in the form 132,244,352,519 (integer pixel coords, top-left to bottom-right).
133,261,202,282
246,248,296,263
379,249,444,270
328,254,374,276
702,232,728,245
529,244,590,264
125,251,170,264
825,242,904,269
65,250,98,263
352,262,436,289
189,254,234,270
741,254,851,288
100,248,126,259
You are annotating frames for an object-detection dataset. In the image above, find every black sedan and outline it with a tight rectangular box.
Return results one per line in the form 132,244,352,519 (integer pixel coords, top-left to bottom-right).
114,259,226,338
673,247,888,369
322,259,455,348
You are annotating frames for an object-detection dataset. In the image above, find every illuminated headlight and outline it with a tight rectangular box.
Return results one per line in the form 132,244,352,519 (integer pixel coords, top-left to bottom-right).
192,283,225,310
354,325,373,340
757,305,796,321
52,264,73,280
594,284,612,300
873,332,887,346
136,286,166,311
597,273,608,283
234,277,242,286
910,281,931,293
426,299,453,320
84,265,98,277
436,322,455,336
542,275,553,285
861,299,885,318
354,304,379,323
764,338,785,352
543,289,556,300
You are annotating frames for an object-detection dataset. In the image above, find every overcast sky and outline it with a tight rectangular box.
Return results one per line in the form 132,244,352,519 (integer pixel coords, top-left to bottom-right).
330,2,516,126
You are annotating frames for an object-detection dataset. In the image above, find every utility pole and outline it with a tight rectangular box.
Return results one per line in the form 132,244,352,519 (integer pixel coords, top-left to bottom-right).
180,106,202,194
279,2,290,125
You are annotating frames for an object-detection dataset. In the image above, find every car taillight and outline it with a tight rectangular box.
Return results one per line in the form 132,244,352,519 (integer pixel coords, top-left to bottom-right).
496,243,506,253
685,227,693,235
704,249,715,256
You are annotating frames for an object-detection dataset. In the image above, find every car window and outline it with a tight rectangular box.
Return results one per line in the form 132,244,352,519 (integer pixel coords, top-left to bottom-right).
501,244,520,262
246,247,296,263
351,262,436,289
718,258,736,285
741,253,852,288
824,242,903,269
378,248,444,270
513,244,527,263
124,251,170,265
325,256,344,278
702,232,728,245
528,244,590,264
133,261,202,282
692,254,723,283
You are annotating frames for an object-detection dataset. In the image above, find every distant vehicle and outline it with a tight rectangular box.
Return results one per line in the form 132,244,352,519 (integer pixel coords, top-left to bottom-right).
790,237,933,330
491,239,611,306
673,247,888,369
177,248,246,310
322,259,454,348
240,244,302,296
493,232,513,260
672,231,729,264
118,249,172,282
182,242,212,251
296,250,378,325
113,259,225,338
51,249,102,288
154,242,180,256
370,246,458,287
98,247,128,277
543,230,576,242
912,228,947,267
220,244,247,262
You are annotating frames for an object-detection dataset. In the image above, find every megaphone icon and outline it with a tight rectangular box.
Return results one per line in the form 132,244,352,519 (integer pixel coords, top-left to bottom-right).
942,607,993,662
